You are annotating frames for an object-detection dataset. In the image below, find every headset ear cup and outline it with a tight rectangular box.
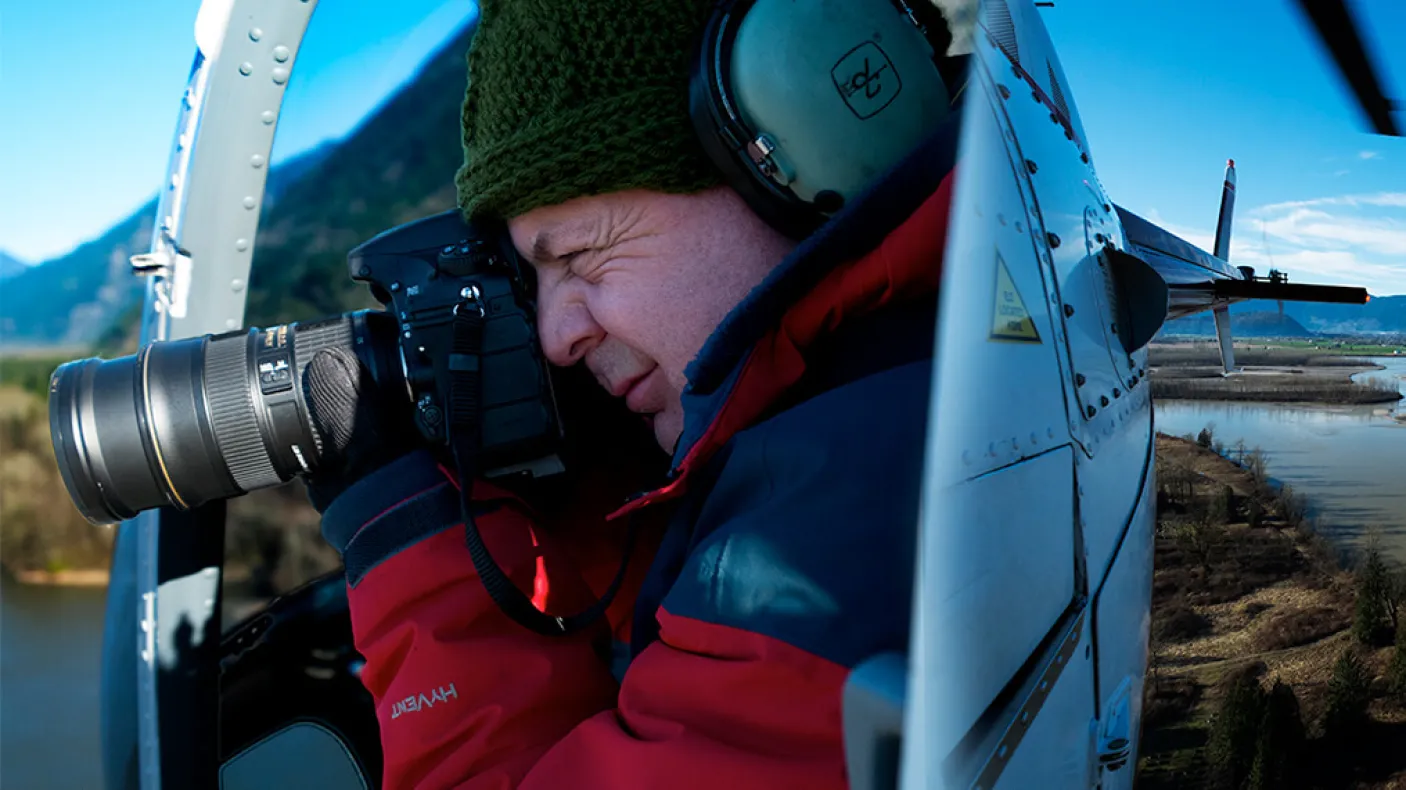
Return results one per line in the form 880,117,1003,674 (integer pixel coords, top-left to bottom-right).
687,1,825,241
687,74,822,239
689,0,957,241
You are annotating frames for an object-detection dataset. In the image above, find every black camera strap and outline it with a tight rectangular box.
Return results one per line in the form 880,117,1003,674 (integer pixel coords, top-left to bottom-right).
449,295,638,638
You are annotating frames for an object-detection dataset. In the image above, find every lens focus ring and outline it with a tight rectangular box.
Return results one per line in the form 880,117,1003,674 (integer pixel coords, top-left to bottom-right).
205,333,282,491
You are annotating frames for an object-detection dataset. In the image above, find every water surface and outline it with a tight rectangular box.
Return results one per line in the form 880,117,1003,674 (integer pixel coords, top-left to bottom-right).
0,574,106,790
1155,356,1406,562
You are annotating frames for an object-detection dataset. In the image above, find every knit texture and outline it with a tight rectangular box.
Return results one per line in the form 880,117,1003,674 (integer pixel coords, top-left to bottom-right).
456,0,723,222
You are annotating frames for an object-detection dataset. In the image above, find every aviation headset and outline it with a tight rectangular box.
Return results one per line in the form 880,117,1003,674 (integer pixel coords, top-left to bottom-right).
688,0,963,239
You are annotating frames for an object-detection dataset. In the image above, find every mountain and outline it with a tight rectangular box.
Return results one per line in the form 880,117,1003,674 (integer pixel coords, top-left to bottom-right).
1163,296,1406,337
0,143,339,351
0,24,471,350
265,141,338,207
0,251,29,281
241,25,474,327
0,201,155,349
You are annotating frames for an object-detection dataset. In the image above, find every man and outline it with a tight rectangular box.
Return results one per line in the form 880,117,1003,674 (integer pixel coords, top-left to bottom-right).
305,0,965,786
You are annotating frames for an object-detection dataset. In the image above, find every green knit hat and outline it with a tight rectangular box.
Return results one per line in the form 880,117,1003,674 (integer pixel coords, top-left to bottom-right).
456,0,724,222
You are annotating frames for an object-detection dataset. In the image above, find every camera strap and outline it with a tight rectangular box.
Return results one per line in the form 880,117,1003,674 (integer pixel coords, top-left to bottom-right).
449,294,638,637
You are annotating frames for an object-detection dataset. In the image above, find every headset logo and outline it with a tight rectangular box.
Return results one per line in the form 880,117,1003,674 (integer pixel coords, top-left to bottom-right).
831,41,903,120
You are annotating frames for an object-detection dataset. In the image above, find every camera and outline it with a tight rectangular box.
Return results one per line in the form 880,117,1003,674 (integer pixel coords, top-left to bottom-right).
49,209,563,526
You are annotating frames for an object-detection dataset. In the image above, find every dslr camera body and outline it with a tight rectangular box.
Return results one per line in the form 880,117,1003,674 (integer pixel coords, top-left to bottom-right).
349,209,564,476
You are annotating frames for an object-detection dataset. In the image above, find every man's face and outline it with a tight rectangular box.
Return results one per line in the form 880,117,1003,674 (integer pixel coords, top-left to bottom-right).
509,186,795,453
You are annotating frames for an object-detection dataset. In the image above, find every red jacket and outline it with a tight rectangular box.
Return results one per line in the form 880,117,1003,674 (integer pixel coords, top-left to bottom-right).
321,123,959,788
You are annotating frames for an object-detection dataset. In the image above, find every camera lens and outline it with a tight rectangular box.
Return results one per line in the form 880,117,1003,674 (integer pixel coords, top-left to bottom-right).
49,311,401,526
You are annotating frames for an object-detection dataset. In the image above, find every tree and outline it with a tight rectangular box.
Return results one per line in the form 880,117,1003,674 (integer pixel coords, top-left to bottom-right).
1198,423,1217,449
1159,462,1197,508
1277,484,1308,529
1246,495,1266,529
1172,517,1216,575
1208,670,1266,790
1323,648,1371,740
1216,484,1234,525
1353,537,1402,645
1388,617,1406,703
1243,447,1269,492
1248,680,1306,790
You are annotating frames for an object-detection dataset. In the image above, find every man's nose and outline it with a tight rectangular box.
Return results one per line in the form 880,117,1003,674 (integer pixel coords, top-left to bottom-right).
536,282,603,366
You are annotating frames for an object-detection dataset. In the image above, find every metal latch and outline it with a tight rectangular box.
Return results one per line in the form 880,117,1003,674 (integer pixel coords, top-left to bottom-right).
130,233,193,319
1095,677,1134,773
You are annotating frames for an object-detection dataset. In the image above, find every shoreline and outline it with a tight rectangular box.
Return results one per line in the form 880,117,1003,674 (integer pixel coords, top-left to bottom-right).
3,563,256,588
1149,362,1403,405
5,567,110,586
1138,434,1406,788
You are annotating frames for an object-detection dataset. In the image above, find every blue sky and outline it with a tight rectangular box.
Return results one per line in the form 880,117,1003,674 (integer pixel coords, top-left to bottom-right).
0,0,476,264
1042,0,1406,296
3,0,1402,297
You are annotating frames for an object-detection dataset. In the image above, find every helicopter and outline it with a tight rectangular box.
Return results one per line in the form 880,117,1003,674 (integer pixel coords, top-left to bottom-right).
84,0,1393,788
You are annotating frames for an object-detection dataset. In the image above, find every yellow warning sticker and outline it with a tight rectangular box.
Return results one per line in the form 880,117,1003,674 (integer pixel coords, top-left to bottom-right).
991,252,1042,342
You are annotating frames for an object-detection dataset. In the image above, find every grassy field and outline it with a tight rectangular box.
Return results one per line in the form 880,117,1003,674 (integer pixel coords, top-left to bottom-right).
1149,346,1379,368
0,354,74,398
1270,340,1406,356
1147,343,1403,404
1150,376,1402,405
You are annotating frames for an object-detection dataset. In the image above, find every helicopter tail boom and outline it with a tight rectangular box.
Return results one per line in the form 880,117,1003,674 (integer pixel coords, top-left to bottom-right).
1114,161,1370,374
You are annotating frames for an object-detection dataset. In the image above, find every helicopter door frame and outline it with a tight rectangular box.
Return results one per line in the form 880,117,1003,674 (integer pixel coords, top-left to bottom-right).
106,1,319,787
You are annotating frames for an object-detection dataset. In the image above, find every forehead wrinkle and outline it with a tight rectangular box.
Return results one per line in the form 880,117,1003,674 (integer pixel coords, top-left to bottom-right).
530,216,602,263
604,200,651,250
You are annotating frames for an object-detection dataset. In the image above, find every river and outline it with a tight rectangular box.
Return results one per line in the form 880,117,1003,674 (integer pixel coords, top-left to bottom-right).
1155,356,1406,562
0,574,106,790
